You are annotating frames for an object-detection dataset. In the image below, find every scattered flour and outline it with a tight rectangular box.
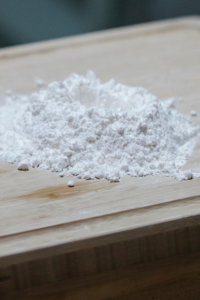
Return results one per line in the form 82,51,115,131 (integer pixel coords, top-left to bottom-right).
0,71,200,181
191,110,197,117
34,77,44,88
17,161,29,171
67,180,74,187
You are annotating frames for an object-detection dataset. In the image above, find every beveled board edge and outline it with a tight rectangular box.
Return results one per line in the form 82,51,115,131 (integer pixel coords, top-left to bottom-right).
0,16,199,60
0,193,200,267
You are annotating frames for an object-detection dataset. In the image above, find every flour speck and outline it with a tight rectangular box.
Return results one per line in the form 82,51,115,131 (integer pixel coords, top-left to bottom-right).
68,180,74,187
17,161,29,171
191,110,197,117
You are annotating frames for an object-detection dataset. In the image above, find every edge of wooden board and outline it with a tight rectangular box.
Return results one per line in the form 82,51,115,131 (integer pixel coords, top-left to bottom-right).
0,193,200,267
0,16,200,60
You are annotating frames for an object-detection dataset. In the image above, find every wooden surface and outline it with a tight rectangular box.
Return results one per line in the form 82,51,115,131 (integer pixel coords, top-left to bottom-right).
1,17,200,299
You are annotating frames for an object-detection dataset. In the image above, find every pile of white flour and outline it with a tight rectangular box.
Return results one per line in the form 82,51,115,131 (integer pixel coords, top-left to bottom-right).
0,71,199,181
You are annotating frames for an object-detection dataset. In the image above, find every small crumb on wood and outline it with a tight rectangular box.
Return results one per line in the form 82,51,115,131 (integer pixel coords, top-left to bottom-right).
17,162,29,171
178,97,183,103
77,174,82,179
6,90,12,95
84,172,92,180
68,180,74,187
35,77,44,88
191,110,197,116
184,170,193,180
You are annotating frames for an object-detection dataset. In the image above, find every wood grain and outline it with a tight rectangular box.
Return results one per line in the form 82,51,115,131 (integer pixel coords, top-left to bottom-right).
2,245,200,299
1,16,200,299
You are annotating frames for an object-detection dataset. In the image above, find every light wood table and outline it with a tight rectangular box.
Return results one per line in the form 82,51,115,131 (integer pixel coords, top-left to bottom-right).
1,17,200,300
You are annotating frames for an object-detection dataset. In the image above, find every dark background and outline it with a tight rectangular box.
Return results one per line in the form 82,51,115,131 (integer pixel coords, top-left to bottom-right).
0,0,200,48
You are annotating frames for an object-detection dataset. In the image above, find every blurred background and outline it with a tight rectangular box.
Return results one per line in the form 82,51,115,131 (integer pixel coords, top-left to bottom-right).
0,0,200,48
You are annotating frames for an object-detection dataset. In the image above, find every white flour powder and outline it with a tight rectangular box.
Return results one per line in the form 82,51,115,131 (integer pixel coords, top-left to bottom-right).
0,71,199,181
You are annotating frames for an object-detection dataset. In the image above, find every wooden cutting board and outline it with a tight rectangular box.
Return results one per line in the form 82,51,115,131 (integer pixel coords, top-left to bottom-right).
1,17,200,300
